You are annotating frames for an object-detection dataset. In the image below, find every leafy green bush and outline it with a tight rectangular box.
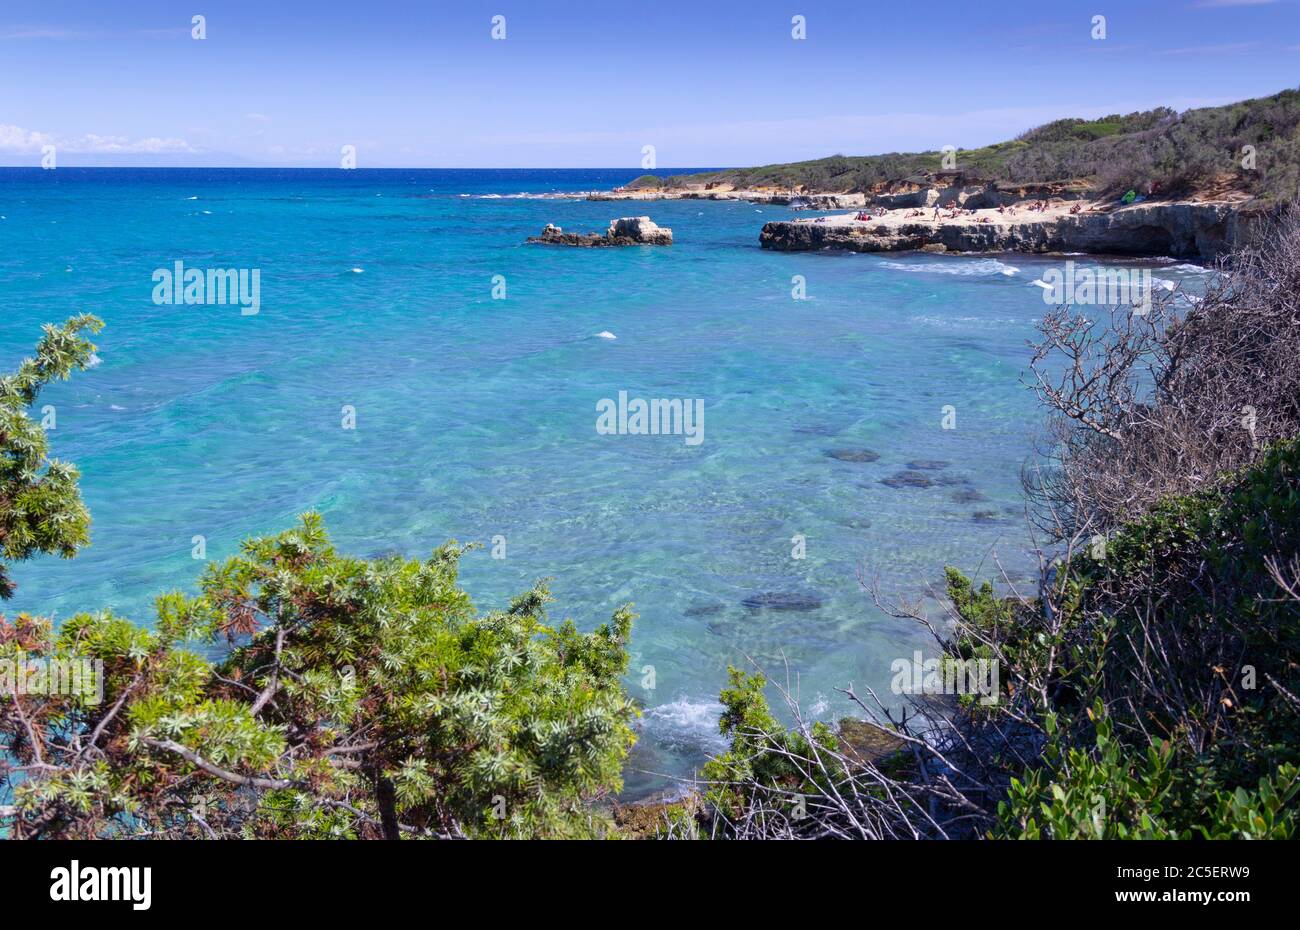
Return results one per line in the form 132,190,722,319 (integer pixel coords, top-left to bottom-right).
1,320,639,839
997,703,1299,839
0,314,102,599
702,668,837,823
965,438,1300,838
6,518,640,839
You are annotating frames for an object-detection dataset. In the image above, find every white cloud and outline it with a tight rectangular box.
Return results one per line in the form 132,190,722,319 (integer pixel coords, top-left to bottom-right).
244,113,271,123
0,123,197,153
0,124,55,149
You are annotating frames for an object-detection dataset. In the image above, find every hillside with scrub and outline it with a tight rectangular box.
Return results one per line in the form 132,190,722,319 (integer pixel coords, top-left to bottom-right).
638,87,1300,204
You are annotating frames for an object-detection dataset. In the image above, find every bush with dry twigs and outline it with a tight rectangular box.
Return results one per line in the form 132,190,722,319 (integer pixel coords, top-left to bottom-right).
675,204,1300,841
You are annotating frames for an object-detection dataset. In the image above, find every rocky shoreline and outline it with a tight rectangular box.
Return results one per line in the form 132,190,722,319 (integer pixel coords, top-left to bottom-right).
589,188,868,209
760,199,1254,262
579,176,1261,260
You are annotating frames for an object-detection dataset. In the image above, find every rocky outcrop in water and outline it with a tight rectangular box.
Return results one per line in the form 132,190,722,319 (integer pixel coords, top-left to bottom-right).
760,201,1250,261
528,216,673,247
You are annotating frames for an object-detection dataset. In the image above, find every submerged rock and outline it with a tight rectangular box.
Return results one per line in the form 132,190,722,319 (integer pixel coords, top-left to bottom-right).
906,459,951,470
741,591,824,611
794,423,844,436
971,510,1003,524
951,487,987,503
824,448,881,463
527,215,673,247
684,601,726,618
881,470,934,489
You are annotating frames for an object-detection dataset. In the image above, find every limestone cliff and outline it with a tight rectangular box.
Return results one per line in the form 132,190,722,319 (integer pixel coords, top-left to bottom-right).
760,201,1254,262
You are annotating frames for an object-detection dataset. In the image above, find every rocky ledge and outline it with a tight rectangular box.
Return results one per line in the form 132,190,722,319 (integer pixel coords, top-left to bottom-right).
759,199,1256,262
527,216,673,247
589,188,868,209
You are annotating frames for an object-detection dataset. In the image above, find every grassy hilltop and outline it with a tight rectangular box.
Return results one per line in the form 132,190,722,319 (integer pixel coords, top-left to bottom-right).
635,87,1300,203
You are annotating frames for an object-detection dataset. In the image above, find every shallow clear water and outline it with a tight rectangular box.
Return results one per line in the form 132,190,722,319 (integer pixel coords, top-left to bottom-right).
0,168,1207,797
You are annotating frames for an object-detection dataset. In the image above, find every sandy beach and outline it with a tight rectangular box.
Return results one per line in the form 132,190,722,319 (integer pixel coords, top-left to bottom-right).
796,198,1096,232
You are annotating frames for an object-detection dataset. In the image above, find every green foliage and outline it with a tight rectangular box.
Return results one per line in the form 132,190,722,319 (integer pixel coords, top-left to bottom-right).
998,703,1183,839
1072,438,1300,782
190,516,639,838
661,88,1300,201
997,703,1299,839
5,516,640,838
0,314,103,599
975,437,1300,839
701,668,838,822
0,318,638,840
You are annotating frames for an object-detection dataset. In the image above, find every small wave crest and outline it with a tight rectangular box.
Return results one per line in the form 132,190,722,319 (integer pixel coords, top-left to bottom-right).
642,698,727,753
463,192,585,200
881,258,1020,277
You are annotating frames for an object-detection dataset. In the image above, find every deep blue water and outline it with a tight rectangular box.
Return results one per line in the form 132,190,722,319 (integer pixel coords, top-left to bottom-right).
0,168,1207,796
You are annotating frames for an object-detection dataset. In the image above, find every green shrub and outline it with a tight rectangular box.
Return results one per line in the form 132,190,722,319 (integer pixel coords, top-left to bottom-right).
0,315,102,599
997,703,1299,839
701,668,837,824
6,518,639,839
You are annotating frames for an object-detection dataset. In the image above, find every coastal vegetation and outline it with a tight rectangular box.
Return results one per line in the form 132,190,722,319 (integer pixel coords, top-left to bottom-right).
1,329,637,838
645,88,1300,203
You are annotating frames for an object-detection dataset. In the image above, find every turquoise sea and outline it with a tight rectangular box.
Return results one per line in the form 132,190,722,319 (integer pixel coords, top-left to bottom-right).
0,168,1208,797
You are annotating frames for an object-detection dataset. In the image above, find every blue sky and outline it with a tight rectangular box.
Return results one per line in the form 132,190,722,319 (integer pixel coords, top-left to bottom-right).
2,0,1298,167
